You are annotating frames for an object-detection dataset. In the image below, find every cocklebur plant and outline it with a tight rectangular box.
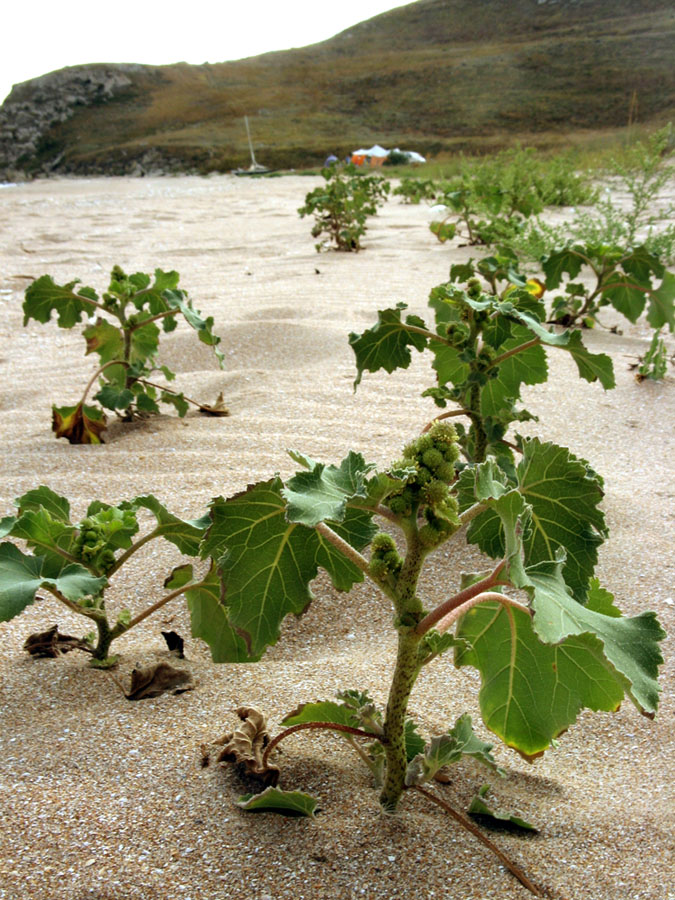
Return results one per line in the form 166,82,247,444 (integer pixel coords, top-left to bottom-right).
23,266,227,443
349,267,614,468
0,486,231,667
200,425,664,895
298,164,390,252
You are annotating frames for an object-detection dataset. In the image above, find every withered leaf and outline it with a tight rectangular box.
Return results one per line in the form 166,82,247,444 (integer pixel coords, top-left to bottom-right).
197,392,229,417
52,402,108,444
215,706,280,787
161,630,185,658
124,661,194,700
23,624,93,658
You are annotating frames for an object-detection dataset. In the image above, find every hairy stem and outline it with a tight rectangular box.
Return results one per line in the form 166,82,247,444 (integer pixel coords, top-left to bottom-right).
434,591,530,635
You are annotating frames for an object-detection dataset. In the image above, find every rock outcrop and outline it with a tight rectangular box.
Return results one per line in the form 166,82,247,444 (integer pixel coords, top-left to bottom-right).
0,65,139,180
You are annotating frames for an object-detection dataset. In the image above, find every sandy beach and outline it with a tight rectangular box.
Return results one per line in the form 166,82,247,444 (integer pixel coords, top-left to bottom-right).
0,174,673,900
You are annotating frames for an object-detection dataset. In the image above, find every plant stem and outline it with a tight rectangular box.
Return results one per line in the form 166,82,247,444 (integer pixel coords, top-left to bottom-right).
79,360,130,407
314,522,371,577
262,722,381,770
124,580,199,631
434,591,530,635
107,528,161,576
413,785,545,898
414,561,506,636
488,337,542,370
421,409,473,433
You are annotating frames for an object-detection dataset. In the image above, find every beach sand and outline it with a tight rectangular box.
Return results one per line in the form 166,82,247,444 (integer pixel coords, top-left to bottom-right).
0,174,673,900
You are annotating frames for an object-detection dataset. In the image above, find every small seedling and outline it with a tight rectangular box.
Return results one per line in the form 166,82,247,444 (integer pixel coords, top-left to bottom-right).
23,266,227,443
298,164,390,252
0,486,224,666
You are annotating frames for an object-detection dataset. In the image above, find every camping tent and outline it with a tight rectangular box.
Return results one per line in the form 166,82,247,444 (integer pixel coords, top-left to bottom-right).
350,144,389,167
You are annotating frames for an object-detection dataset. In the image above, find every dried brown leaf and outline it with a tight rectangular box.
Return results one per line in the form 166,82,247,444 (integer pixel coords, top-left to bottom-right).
23,624,93,658
214,706,280,787
124,661,194,701
197,391,230,417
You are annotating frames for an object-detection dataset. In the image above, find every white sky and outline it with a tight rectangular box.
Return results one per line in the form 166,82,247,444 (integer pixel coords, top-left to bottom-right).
1,0,414,104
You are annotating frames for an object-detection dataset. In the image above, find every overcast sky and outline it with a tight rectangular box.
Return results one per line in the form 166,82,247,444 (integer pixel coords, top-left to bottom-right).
1,0,414,104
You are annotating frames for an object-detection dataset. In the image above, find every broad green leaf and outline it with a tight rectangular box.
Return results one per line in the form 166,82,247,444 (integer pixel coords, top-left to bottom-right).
83,318,123,364
181,562,252,662
95,383,135,411
600,277,646,323
542,248,584,289
430,342,470,388
23,276,98,328
454,574,664,758
648,271,675,332
283,451,374,526
563,331,615,388
237,787,320,817
620,246,663,284
200,479,375,658
480,333,547,418
526,565,664,716
128,319,160,362
282,700,363,728
14,486,71,522
9,508,77,564
0,543,106,621
0,517,15,538
405,714,500,786
467,440,605,601
130,495,211,556
468,785,537,831
349,304,429,387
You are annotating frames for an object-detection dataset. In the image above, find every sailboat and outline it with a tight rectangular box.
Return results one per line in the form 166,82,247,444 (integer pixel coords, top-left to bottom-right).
233,116,272,176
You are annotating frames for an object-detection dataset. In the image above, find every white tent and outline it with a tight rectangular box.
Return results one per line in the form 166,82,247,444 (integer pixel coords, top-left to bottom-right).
364,144,389,158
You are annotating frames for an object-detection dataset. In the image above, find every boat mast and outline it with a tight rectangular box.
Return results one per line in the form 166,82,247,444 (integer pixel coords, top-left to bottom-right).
244,116,258,168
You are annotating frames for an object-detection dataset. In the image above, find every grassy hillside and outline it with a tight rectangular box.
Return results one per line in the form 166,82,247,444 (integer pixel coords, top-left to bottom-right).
5,0,675,175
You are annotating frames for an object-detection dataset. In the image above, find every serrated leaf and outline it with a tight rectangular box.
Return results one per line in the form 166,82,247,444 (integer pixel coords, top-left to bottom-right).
23,276,98,328
563,331,615,388
481,332,548,418
162,290,224,365
130,495,209,556
283,451,374,526
454,573,664,759
468,785,537,831
543,248,584,289
200,479,375,659
281,700,361,728
14,486,71,522
0,543,107,621
620,246,663,283
648,271,675,332
183,562,252,662
52,403,107,444
430,342,470,388
600,277,647,323
237,787,320,817
467,440,605,601
405,714,500,785
83,318,123,364
9,508,77,564
349,304,429,387
95,383,135,411
160,391,189,417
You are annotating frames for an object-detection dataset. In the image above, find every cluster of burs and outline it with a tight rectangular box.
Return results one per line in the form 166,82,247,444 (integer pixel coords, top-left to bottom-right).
73,508,136,577
370,422,462,581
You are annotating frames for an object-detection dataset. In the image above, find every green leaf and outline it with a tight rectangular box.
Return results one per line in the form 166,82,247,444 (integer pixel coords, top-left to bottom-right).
481,333,547,419
23,276,98,328
83,319,123,364
454,574,664,759
182,562,252,662
468,785,537,831
600,277,647,323
430,342,470,388
95,383,135,411
282,700,362,728
0,543,107,621
14,486,71,522
128,318,160,362
200,479,375,659
349,304,429,387
620,246,663,284
405,714,501,786
542,248,584,289
9,508,77,565
84,505,140,551
648,271,675,332
467,440,606,601
283,451,374,526
160,391,189,417
563,331,615,389
130,495,209,556
237,787,320,817
162,290,224,365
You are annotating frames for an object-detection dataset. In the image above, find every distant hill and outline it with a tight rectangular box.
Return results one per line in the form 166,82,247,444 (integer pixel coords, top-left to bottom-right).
1,0,674,178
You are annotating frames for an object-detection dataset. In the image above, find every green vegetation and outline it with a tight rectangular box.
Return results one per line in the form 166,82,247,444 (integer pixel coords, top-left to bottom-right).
23,266,227,443
0,487,213,666
298,165,390,251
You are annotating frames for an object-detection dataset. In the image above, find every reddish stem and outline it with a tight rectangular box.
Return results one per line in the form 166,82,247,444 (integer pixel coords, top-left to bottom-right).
262,722,383,769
